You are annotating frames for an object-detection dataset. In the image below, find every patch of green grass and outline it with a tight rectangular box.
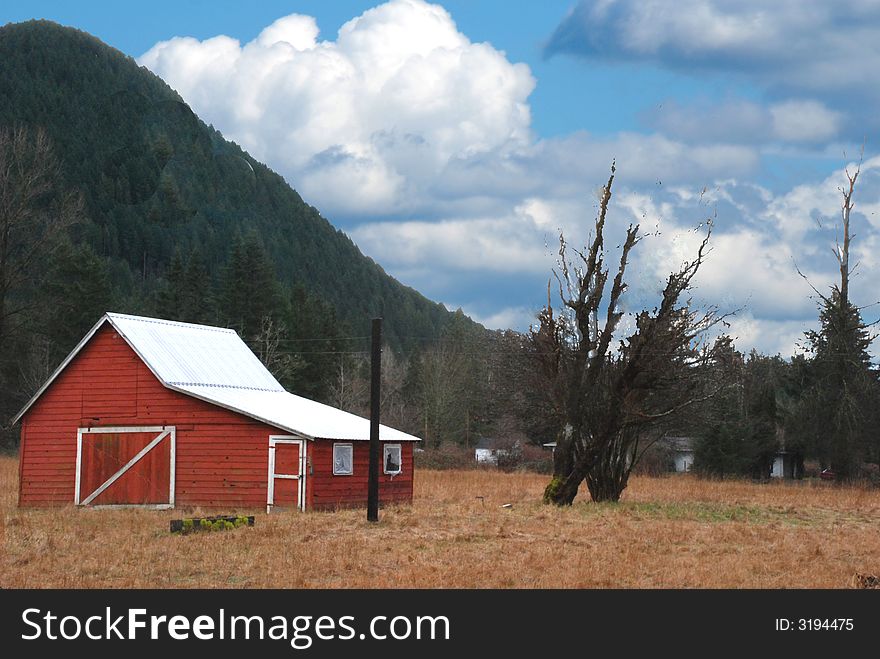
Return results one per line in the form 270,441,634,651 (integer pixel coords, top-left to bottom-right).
625,501,771,523
570,500,809,525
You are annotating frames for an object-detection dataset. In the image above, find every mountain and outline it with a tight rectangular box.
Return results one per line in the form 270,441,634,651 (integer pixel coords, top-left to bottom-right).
0,19,466,350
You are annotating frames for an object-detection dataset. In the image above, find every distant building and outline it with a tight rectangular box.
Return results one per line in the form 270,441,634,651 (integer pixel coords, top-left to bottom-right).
665,436,695,473
474,437,523,465
475,437,499,465
770,451,797,479
662,435,796,479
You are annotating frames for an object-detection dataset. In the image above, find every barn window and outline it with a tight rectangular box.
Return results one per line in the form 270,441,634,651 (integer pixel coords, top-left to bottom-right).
333,443,353,475
384,444,402,475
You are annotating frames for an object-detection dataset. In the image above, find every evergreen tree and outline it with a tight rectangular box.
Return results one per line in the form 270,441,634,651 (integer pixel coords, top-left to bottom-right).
800,291,877,479
694,346,787,480
181,248,214,324
220,233,282,340
155,248,185,318
286,282,351,401
695,423,747,477
39,240,113,361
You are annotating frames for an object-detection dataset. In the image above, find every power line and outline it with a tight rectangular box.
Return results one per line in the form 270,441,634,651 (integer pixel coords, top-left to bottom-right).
246,335,370,343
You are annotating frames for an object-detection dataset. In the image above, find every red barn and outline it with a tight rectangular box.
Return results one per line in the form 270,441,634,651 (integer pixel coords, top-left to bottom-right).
12,313,419,511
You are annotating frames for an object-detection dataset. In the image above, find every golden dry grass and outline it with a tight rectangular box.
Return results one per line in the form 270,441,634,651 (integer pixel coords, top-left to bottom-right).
2,454,879,588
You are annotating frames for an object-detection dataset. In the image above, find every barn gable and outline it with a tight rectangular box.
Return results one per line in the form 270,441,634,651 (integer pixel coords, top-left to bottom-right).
13,313,420,443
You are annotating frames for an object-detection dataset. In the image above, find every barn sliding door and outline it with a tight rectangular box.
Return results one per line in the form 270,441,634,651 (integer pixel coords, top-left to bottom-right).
267,437,306,513
76,426,175,508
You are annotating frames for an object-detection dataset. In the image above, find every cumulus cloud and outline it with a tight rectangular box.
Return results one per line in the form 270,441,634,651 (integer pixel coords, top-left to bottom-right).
769,101,843,143
140,0,761,220
334,149,880,357
140,0,535,217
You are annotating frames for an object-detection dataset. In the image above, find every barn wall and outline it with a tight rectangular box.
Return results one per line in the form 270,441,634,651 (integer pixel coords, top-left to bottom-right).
19,323,416,510
308,440,414,511
20,324,278,508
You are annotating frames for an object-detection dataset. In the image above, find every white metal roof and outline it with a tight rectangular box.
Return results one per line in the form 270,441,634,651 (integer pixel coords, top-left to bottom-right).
176,385,419,442
11,312,420,442
107,313,284,391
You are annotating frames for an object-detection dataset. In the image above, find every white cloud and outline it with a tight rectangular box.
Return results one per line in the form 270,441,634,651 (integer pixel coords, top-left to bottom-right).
604,168,880,339
769,100,842,143
140,0,535,217
254,14,320,50
350,211,553,275
140,0,764,222
724,314,812,357
763,155,880,243
462,305,538,331
644,98,842,145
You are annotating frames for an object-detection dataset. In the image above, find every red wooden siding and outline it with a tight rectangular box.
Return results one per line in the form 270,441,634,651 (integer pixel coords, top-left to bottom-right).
79,430,170,505
308,441,413,510
19,322,416,510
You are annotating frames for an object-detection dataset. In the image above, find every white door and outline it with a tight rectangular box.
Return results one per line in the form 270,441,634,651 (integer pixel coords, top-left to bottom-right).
267,437,306,512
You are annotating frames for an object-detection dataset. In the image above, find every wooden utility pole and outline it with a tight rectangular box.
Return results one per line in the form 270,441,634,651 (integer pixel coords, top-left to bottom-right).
367,317,382,522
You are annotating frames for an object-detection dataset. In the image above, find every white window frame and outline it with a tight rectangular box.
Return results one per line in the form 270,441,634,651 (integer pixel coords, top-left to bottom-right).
333,443,354,476
383,443,402,475
75,425,176,509
267,436,307,513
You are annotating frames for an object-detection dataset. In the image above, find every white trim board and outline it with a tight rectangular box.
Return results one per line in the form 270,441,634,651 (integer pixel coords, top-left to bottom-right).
76,426,176,508
384,443,403,475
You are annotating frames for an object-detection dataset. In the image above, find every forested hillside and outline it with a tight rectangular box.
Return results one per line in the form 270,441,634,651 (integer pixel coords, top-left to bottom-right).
0,20,486,442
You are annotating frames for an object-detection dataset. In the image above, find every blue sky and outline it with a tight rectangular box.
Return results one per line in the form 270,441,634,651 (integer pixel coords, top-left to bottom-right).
4,1,880,356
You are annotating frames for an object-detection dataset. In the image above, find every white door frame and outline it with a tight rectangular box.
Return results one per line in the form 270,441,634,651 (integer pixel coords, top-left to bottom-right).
267,436,307,513
75,425,176,509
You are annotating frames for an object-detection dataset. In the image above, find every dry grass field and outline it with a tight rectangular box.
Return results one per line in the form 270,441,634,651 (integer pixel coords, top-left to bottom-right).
2,454,879,588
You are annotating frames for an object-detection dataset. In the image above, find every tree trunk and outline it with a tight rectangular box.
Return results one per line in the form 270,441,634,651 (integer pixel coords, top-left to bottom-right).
585,470,626,503
543,428,588,505
543,471,584,505
582,431,634,502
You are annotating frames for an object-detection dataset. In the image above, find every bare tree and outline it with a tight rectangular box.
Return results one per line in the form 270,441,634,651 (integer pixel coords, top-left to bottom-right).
533,164,726,504
327,348,413,432
328,353,369,414
17,333,53,396
0,125,82,346
837,161,858,307
415,341,472,448
254,316,304,384
378,348,414,432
